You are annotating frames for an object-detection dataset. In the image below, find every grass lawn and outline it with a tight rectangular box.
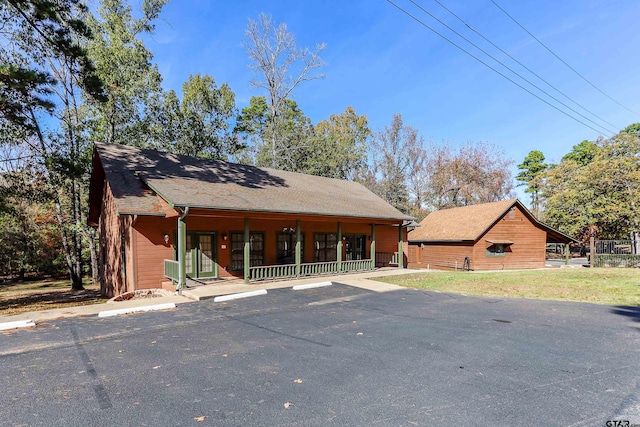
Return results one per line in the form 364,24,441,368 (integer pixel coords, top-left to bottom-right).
375,268,640,306
0,277,108,315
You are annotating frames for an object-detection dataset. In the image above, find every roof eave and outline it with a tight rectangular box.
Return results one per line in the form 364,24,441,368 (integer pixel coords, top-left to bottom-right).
409,239,473,243
117,210,167,217
172,203,413,222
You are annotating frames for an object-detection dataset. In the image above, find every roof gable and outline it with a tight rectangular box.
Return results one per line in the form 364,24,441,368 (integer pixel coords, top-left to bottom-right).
409,199,517,242
89,142,413,222
409,199,576,243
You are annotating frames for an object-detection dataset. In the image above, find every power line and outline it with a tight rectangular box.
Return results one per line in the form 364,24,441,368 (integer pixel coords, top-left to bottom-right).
429,0,623,132
490,0,640,117
384,0,612,136
403,0,615,136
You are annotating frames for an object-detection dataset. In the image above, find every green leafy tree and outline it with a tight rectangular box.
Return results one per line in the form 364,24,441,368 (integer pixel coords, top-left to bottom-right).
561,140,600,166
254,99,314,171
304,106,370,180
622,122,640,136
0,0,108,289
236,96,314,171
0,153,63,278
516,150,547,217
0,0,104,132
541,130,640,241
150,74,240,159
85,0,166,146
1,0,167,289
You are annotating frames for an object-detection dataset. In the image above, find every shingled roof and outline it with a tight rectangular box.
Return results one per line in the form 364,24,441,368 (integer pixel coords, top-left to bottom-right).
408,199,575,243
88,142,413,223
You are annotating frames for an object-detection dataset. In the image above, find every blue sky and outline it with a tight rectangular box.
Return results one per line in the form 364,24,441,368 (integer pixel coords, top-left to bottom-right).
142,0,640,198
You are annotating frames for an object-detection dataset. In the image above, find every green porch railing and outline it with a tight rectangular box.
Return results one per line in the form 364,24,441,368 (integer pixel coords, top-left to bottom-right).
299,261,340,277
164,259,180,282
250,259,375,282
341,258,375,272
250,263,297,281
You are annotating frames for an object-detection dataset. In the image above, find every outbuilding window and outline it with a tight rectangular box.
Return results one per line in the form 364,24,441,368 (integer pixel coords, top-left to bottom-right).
486,243,506,257
485,239,513,257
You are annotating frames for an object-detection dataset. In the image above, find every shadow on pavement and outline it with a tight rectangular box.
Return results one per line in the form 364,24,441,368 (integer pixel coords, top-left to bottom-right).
610,306,640,324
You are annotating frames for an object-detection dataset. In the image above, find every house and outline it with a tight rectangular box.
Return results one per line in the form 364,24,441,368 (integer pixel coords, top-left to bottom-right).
407,199,575,270
88,143,413,297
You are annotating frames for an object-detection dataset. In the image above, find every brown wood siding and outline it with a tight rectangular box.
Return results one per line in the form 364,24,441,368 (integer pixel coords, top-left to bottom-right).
99,181,128,296
408,243,421,266
413,242,474,270
132,216,175,289
472,205,546,270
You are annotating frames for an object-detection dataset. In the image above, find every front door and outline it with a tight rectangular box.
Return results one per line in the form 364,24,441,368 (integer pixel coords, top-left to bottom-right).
344,234,366,260
184,232,218,279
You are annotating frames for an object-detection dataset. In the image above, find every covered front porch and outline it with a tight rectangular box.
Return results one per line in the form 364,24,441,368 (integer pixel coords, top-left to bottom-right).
162,209,406,288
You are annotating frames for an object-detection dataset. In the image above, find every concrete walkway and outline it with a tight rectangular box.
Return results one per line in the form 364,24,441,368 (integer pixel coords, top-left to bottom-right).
0,268,424,325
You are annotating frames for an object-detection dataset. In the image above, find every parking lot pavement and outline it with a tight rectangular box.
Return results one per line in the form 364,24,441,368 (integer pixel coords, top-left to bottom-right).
1,283,639,426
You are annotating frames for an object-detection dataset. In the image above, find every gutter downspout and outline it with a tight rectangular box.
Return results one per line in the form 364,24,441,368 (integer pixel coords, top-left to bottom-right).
131,215,138,291
177,206,189,291
398,221,404,269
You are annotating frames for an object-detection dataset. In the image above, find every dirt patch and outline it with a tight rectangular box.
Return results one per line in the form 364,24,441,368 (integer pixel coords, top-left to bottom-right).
0,278,108,315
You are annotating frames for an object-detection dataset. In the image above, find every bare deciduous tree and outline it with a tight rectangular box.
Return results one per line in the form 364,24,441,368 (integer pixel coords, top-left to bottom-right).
245,13,325,168
368,113,424,214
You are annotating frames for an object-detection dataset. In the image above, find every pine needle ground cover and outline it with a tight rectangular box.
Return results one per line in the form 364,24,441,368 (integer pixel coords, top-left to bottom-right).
375,269,640,306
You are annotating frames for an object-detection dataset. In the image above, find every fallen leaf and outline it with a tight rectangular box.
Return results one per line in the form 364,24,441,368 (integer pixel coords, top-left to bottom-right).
152,366,161,370
284,402,292,409
194,416,207,422
294,379,303,383
356,332,364,336
222,354,228,357
151,341,156,344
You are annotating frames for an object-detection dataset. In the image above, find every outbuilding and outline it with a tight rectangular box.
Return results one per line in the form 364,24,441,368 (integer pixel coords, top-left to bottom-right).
407,199,575,270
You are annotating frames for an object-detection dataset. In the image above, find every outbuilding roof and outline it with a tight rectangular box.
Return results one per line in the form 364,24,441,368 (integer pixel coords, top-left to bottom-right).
88,142,413,224
408,199,575,244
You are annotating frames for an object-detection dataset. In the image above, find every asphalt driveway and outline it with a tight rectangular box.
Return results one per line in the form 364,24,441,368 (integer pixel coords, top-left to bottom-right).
1,283,639,426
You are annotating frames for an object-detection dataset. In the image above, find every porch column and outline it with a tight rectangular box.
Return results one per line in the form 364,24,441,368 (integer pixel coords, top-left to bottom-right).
565,243,570,265
370,224,376,267
244,218,250,283
177,207,189,290
295,220,301,277
398,222,404,269
337,222,342,272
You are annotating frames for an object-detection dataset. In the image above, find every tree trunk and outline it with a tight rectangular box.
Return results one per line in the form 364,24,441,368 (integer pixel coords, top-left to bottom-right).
54,199,84,290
